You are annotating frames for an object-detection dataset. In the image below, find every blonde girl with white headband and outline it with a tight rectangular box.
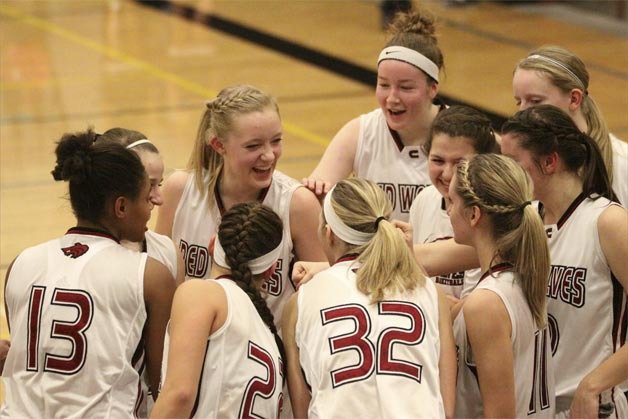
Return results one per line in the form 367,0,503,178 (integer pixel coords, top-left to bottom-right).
152,202,285,419
302,9,446,222
513,45,628,205
99,128,184,288
282,178,456,418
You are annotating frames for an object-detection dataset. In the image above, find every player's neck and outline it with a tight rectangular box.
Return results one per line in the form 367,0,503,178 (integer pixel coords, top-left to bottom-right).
538,174,583,225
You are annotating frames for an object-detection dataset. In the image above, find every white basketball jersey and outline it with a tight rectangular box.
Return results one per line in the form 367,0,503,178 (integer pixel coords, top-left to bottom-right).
1,228,147,419
544,194,627,415
454,266,555,418
409,185,481,298
162,278,283,419
354,108,432,222
172,169,299,331
296,256,445,419
611,134,628,206
145,229,178,279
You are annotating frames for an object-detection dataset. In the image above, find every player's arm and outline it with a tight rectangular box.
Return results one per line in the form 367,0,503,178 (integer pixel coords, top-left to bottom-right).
413,239,479,277
150,280,225,418
142,257,176,398
436,287,456,419
1,259,16,374
570,205,628,418
392,220,479,276
290,187,327,264
282,293,311,418
155,170,189,238
464,290,516,418
303,117,360,197
570,345,628,419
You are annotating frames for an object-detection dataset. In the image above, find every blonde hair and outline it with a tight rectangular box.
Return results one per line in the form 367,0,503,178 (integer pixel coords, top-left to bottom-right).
188,85,280,207
516,45,613,184
325,178,424,302
455,154,550,327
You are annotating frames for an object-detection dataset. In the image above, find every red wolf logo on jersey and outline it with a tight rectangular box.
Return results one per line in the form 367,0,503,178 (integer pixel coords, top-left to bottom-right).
61,242,89,259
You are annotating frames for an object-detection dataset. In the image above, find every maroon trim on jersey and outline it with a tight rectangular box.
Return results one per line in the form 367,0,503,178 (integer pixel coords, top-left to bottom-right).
388,128,405,152
215,274,232,281
440,197,447,211
611,273,627,350
386,99,447,152
66,226,120,243
555,193,587,230
214,176,271,217
333,253,359,265
478,262,513,284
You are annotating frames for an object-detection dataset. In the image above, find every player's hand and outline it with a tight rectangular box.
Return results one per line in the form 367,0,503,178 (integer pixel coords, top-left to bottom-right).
292,261,330,289
392,219,413,250
569,380,599,419
301,178,332,198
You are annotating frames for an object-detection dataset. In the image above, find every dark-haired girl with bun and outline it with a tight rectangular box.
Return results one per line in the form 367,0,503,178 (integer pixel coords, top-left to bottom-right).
303,8,447,222
1,129,175,418
152,202,285,419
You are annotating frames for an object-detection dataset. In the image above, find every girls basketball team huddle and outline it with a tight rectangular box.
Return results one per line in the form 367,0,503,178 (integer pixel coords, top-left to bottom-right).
1,8,626,419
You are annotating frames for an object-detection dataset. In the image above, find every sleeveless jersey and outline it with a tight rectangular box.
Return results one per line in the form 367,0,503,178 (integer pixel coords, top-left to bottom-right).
296,257,445,419
161,278,283,419
544,194,627,415
454,267,555,418
1,228,147,419
409,185,481,298
145,229,178,279
171,169,299,331
354,108,431,222
611,134,628,206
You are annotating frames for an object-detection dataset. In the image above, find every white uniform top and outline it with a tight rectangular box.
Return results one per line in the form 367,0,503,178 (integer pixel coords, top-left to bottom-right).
172,169,299,330
1,228,147,419
610,134,628,206
354,108,433,222
454,265,555,418
162,277,283,419
145,229,178,279
409,185,482,298
544,194,627,415
296,256,445,419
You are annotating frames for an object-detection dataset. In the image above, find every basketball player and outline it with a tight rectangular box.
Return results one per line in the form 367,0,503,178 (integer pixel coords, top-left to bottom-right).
155,85,325,331
98,127,184,286
302,9,447,222
513,45,628,205
151,202,284,418
501,105,627,418
0,129,175,418
408,105,498,301
283,178,456,418
449,154,554,418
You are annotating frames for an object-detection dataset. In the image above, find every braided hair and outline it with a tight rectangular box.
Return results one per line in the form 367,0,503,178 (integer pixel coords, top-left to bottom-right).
454,154,550,327
188,85,280,207
217,202,285,369
501,104,614,201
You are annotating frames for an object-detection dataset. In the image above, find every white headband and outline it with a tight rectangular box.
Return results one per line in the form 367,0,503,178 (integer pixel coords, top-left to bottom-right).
525,54,586,90
378,46,439,83
213,235,283,275
126,139,152,150
323,187,373,245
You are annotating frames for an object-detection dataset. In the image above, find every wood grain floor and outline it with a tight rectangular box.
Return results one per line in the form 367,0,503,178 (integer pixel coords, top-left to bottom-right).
1,0,626,397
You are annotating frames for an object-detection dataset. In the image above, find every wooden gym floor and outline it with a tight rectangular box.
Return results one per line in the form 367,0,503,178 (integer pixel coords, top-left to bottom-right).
1,0,626,396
